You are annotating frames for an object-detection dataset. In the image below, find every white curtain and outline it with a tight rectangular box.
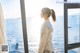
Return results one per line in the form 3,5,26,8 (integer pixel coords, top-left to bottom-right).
0,2,6,44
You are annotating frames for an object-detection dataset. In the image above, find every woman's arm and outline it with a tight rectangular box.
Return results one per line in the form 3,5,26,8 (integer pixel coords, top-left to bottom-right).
38,25,49,53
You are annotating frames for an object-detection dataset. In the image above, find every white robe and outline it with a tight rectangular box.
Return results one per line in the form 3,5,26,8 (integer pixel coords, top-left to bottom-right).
38,20,53,53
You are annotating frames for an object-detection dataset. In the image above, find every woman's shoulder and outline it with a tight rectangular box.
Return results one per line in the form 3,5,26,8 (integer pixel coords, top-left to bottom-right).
42,21,49,27
43,21,53,30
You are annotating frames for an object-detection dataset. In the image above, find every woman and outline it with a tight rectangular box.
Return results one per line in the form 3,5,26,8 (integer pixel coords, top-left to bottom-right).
0,3,6,44
38,7,56,53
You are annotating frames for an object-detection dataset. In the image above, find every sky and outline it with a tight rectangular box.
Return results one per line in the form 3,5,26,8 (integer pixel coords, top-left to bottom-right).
25,0,64,17
0,0,80,19
1,0,64,19
1,0,21,19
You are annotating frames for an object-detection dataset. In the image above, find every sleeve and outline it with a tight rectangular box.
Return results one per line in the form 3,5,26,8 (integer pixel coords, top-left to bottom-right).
38,24,50,53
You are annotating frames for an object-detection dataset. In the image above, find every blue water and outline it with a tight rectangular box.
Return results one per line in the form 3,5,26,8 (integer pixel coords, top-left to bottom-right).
5,15,80,53
5,18,24,53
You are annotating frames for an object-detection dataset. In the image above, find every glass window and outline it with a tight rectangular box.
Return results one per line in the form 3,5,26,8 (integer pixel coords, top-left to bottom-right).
25,0,64,53
1,0,24,53
68,9,80,44
67,0,80,3
68,48,80,53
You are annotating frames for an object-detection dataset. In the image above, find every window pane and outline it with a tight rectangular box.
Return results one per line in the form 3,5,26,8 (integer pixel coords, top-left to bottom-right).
25,0,64,53
1,0,24,53
68,48,80,53
67,0,80,3
68,9,80,44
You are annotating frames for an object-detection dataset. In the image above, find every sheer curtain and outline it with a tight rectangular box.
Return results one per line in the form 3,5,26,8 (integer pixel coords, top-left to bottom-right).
0,3,6,44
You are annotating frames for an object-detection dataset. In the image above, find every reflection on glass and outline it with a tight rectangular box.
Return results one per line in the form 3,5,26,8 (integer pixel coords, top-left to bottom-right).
68,48,80,53
25,0,64,53
68,9,80,44
1,0,24,53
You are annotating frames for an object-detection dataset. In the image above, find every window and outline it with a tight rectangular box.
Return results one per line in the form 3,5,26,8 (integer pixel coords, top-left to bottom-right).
68,8,80,53
64,2,80,53
1,0,24,53
67,0,80,3
68,48,80,53
1,0,79,53
68,9,80,44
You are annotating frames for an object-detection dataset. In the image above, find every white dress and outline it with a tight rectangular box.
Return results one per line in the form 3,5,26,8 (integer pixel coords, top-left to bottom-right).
38,20,53,53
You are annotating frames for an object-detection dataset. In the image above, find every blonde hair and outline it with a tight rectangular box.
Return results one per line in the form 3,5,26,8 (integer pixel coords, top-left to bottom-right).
41,7,56,22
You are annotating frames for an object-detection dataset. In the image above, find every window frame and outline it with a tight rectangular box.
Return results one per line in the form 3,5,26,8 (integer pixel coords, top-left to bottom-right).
20,0,29,53
64,1,80,53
